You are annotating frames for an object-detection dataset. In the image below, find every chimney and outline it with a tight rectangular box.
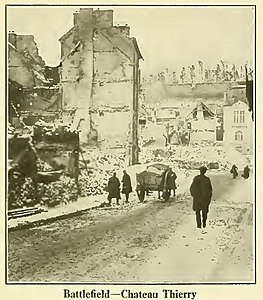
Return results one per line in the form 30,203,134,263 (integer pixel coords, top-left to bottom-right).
74,8,94,39
93,9,113,28
73,12,80,25
118,26,130,36
74,8,93,26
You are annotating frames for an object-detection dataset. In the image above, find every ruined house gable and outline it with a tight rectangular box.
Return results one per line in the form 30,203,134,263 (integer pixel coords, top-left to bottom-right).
99,27,142,63
9,43,37,88
16,35,45,67
9,32,45,67
8,32,49,88
59,8,142,63
187,102,215,120
58,8,142,106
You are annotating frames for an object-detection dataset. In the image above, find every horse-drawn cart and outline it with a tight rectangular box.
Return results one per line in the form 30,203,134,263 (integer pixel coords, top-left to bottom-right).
136,163,170,202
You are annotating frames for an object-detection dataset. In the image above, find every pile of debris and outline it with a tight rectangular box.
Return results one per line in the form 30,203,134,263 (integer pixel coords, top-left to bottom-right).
140,142,247,171
8,121,80,210
78,148,127,197
78,169,109,197
38,174,78,207
8,175,37,210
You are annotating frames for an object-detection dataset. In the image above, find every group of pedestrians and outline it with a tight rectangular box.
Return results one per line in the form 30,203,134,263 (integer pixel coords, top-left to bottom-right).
106,163,250,232
107,170,132,206
106,165,212,231
230,164,250,179
106,167,178,206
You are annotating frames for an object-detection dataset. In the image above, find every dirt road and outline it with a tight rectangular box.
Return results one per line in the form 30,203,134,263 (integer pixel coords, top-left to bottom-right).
8,172,254,283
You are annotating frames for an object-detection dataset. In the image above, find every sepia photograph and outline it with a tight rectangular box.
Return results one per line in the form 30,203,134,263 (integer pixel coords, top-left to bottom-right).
6,4,255,284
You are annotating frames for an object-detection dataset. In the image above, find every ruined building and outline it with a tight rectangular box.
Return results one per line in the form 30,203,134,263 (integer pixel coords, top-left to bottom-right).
8,32,61,126
59,8,143,165
8,32,80,210
8,31,46,88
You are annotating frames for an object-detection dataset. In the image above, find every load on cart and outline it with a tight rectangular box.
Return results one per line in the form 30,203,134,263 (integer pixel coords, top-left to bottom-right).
135,163,171,202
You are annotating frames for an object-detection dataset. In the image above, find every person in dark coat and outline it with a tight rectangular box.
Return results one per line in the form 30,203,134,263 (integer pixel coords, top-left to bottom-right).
242,165,250,179
230,164,238,179
121,170,132,203
107,172,121,206
190,166,213,229
167,168,177,196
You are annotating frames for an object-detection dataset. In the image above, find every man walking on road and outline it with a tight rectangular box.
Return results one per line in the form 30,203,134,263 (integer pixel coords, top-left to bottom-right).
230,164,238,179
121,170,132,203
242,165,250,179
107,172,121,206
190,166,213,229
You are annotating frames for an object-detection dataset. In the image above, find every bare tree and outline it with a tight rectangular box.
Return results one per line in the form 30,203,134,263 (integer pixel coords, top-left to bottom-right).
163,123,176,147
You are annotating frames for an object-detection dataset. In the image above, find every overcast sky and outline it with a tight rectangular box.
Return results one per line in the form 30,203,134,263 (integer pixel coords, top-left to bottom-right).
7,5,254,75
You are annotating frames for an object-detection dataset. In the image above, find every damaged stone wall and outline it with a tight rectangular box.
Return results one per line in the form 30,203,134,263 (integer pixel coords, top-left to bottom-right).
10,33,45,67
8,31,62,128
91,110,130,148
60,9,95,141
8,32,46,88
9,79,61,128
59,8,141,159
91,26,137,149
93,28,134,107
8,44,36,88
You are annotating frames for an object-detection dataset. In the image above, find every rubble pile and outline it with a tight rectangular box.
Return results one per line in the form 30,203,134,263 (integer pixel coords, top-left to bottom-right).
38,175,78,207
8,122,80,210
8,132,38,210
79,169,109,197
8,175,37,209
8,158,79,209
78,148,127,197
34,123,80,207
140,142,246,171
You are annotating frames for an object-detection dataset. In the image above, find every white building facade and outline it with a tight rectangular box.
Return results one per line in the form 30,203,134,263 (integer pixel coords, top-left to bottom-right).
223,101,253,154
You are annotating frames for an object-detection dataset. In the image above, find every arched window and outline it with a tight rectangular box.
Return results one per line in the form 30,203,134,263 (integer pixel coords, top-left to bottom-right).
235,131,243,141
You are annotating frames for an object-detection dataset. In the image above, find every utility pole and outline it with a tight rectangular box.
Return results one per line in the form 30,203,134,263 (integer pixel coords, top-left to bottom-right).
131,52,139,165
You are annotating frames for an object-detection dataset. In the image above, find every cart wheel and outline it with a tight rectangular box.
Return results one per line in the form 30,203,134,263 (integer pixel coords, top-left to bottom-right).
137,188,145,202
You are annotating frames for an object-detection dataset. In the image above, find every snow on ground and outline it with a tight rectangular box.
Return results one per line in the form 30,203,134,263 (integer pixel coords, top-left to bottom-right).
8,172,253,282
132,173,254,283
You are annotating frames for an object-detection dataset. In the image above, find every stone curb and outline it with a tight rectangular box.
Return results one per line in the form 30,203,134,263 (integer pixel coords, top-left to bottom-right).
8,202,102,232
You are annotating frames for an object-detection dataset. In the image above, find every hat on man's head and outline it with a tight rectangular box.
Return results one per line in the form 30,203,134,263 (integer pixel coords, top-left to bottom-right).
199,166,208,173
